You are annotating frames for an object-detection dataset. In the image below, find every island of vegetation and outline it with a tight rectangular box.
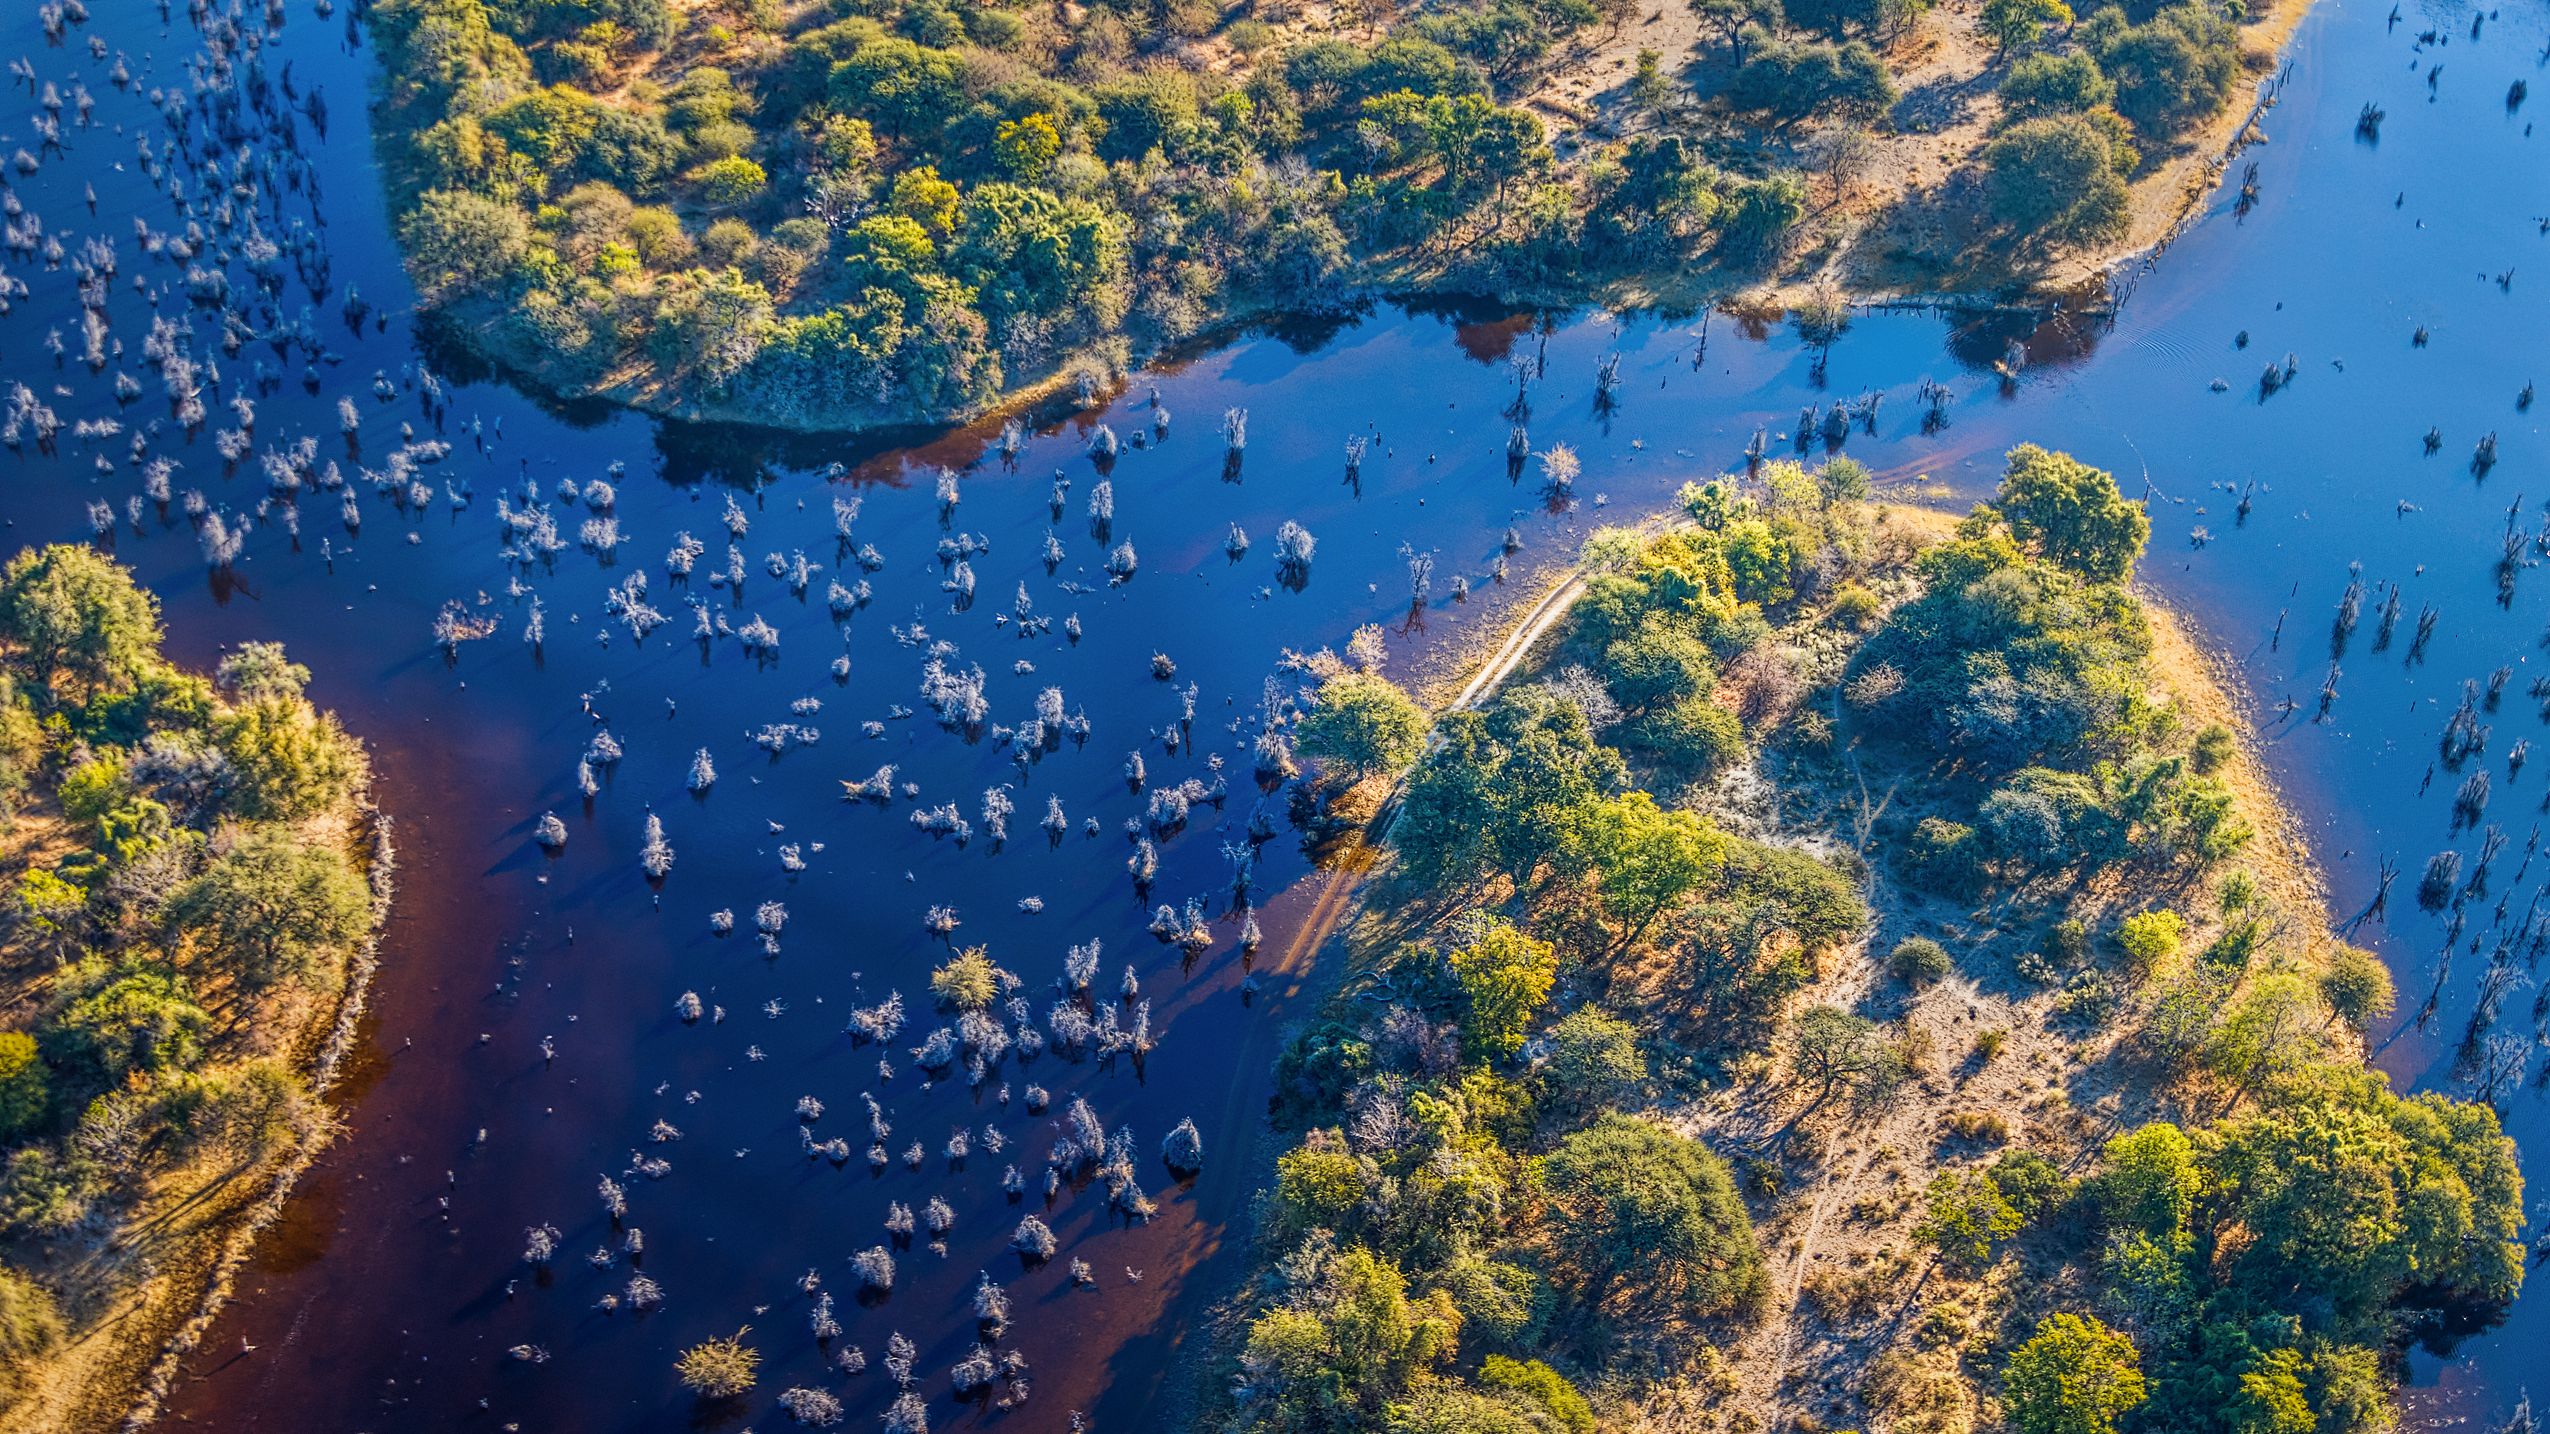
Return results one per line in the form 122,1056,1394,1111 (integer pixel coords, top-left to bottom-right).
371,0,2287,430
1212,446,2523,1433
0,548,388,1433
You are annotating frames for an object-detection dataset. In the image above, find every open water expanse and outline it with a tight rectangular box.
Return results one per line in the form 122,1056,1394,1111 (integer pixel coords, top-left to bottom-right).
0,0,2543,1427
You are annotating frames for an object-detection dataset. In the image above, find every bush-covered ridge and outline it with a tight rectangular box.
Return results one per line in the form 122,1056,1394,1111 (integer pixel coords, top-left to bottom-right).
1220,447,2520,1432
0,546,383,1430
370,0,2262,429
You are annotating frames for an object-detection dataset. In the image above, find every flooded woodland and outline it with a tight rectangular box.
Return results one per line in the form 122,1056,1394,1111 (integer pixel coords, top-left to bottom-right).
0,0,2542,1428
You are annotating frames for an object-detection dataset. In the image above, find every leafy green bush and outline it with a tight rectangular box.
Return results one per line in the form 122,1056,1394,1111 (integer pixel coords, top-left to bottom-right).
1999,49,2116,118
45,962,209,1085
2189,721,2235,773
1986,115,2132,249
2005,1313,2145,1434
1627,696,1748,778
0,1034,49,1140
2318,945,2395,1032
1916,1167,2023,1269
1901,817,1987,898
396,191,532,307
1478,1356,1597,1432
1723,37,1897,122
1889,935,1953,984
2087,2,2240,138
1542,1114,1766,1315
1297,673,1430,781
1604,630,1716,715
2114,908,2185,977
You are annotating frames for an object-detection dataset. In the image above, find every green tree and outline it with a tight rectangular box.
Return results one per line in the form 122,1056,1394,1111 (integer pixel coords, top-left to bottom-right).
1446,919,1558,1059
1984,115,2132,251
1999,50,2115,119
1542,1006,1645,1113
2202,972,2323,1093
992,113,1062,179
396,190,530,306
1688,0,1785,58
1982,0,2071,52
2317,946,2394,1033
1786,1004,1902,1110
949,183,1130,336
828,37,965,142
169,831,372,991
1275,1141,1369,1221
47,963,210,1083
1541,1113,1764,1314
0,545,163,702
2093,3,2237,137
2005,1312,2147,1434
2196,1065,2525,1330
1630,48,1673,112
1241,1246,1459,1421
0,1033,48,1139
1724,38,1898,123
2094,1120,2198,1237
1297,673,1429,782
690,155,767,207
1916,1167,2024,1269
216,695,365,821
1994,443,2149,582
12,868,87,961
1562,791,1725,944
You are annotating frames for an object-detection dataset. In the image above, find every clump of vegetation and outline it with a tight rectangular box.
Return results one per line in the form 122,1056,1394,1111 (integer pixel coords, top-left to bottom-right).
1889,935,1953,985
1973,1,2244,251
1294,672,1429,784
0,546,379,1418
1223,447,2520,1433
928,947,1003,1010
368,0,1820,430
675,1327,759,1398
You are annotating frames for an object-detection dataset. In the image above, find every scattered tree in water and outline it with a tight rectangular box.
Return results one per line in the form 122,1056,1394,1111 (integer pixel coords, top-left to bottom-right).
675,1328,758,1398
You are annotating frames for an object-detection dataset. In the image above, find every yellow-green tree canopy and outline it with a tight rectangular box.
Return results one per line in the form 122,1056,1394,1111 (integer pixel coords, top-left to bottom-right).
2005,1313,2146,1434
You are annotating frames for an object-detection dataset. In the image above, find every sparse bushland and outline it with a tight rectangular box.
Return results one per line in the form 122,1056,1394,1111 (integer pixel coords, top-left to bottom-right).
372,0,2290,429
0,547,386,1432
368,0,1810,430
1211,448,2520,1432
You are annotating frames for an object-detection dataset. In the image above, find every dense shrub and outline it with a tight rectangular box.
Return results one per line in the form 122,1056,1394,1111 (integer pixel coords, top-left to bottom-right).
0,1036,45,1141
1889,936,1953,984
1999,50,2116,119
1723,37,1898,123
1901,817,1987,898
1542,1114,1766,1314
372,0,1727,424
1296,673,1430,782
1985,115,2133,249
1626,696,1749,777
2086,3,2241,138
